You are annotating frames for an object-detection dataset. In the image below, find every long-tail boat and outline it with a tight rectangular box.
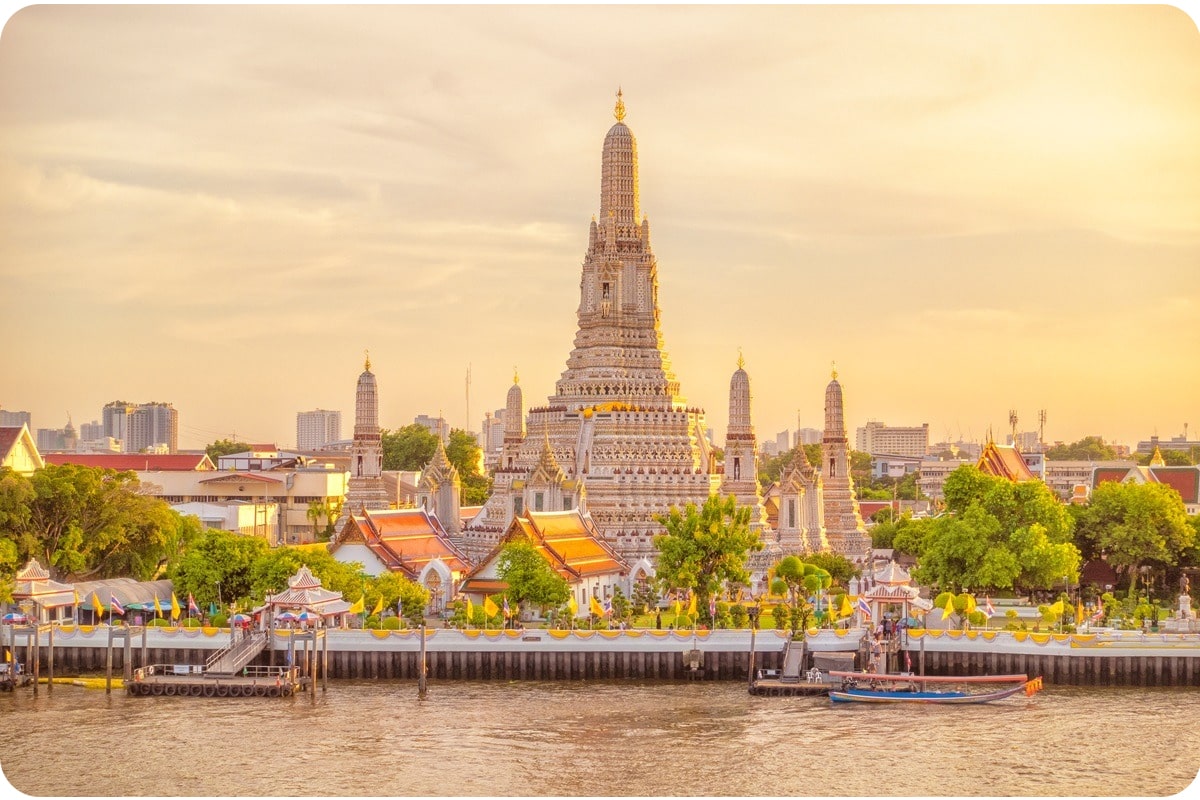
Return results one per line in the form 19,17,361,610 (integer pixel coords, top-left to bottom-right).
826,670,1043,705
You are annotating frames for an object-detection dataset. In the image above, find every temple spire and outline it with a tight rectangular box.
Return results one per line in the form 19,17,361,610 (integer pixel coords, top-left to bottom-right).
364,349,371,372
614,87,625,122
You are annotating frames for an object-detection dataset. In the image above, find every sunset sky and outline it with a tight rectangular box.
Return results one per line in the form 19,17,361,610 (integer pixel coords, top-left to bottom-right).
1,5,1197,452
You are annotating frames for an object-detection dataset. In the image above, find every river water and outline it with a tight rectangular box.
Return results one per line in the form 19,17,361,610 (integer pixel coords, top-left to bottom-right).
1,680,1198,797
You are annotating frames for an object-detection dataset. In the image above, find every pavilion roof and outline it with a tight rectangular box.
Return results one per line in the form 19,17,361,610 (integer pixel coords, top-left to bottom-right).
976,441,1036,482
872,561,911,586
12,559,76,607
264,567,349,613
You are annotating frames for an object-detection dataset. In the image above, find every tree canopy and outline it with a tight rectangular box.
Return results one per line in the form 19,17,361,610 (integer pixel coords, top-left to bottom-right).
904,466,1079,593
496,540,570,611
1073,480,1194,590
381,424,440,471
0,464,202,581
205,438,249,461
1136,448,1196,466
1045,436,1118,461
653,494,761,624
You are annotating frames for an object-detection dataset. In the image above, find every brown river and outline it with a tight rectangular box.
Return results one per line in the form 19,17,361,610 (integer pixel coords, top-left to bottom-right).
1,680,1198,797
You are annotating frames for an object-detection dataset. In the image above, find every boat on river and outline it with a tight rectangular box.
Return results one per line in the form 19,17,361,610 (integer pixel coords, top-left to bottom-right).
0,660,33,691
827,671,1042,705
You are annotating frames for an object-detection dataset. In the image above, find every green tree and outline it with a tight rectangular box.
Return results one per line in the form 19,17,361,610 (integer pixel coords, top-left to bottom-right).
170,529,270,609
369,570,430,625
381,424,439,471
653,494,762,626
803,551,859,586
1074,481,1194,593
770,556,806,605
205,438,248,462
496,540,570,613
446,428,492,505
1136,449,1195,466
1045,436,1118,461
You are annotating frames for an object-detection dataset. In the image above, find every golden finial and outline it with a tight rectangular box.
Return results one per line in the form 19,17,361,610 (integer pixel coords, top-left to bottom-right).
513,366,519,385
364,349,371,372
737,347,745,370
614,87,626,122
830,360,838,380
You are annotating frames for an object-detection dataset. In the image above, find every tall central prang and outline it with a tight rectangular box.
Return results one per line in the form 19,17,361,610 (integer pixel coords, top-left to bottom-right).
555,89,682,411
463,92,721,574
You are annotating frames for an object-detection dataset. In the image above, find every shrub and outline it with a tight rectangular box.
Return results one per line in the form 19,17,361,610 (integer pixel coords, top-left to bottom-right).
211,613,228,628
729,603,749,629
382,616,401,630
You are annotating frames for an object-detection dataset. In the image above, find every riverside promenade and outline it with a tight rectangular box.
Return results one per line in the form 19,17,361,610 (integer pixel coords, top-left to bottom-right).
11,623,1200,686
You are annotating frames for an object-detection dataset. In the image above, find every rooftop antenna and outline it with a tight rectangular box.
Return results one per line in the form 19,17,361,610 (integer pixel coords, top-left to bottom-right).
1038,409,1047,449
466,363,472,434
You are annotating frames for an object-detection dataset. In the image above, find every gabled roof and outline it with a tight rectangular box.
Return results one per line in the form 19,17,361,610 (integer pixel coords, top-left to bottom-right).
461,509,627,594
199,472,283,485
976,441,1035,482
1093,467,1135,487
12,559,75,607
0,424,44,473
1149,466,1200,505
331,507,470,576
263,566,351,614
43,453,215,471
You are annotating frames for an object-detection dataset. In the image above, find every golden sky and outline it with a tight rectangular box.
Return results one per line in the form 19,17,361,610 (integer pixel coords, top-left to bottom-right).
1,5,1197,451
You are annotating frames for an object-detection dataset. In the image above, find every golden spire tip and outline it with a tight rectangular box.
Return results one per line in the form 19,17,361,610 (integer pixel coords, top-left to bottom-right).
614,87,626,122
364,348,371,372
831,360,837,380
513,366,519,385
737,347,745,370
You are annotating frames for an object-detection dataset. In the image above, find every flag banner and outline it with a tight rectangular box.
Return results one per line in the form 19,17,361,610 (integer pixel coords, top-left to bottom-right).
941,600,955,620
483,596,499,618
92,592,104,619
502,597,511,618
110,594,125,616
839,594,853,618
856,597,871,618
687,592,697,617
1091,600,1104,621
985,597,996,618
348,597,365,615
372,596,384,616
187,594,201,616
567,596,577,616
589,596,605,618
1075,601,1084,626
673,600,682,618
3,649,10,663
153,596,163,616
170,592,181,621
73,590,80,607
708,595,717,620
466,597,474,620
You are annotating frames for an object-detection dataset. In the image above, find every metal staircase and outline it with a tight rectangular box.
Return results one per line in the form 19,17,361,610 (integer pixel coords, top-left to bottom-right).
205,630,269,676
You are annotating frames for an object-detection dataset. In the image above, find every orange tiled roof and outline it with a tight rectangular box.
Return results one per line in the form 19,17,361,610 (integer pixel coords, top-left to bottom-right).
362,508,470,574
976,441,1035,482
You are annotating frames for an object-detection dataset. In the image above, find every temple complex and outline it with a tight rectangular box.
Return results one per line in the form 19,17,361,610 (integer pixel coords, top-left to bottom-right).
339,353,391,524
720,353,769,534
462,92,724,573
819,366,871,562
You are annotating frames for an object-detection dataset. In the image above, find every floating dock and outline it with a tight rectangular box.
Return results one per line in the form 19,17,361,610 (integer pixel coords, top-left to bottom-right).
127,664,303,698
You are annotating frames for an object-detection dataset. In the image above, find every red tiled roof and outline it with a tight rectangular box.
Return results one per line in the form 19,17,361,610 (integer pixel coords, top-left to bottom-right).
1149,467,1200,505
1093,467,1133,487
43,453,215,471
0,427,22,458
976,442,1035,482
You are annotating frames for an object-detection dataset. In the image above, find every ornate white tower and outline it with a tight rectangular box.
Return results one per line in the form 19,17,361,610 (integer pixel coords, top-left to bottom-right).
820,365,870,561
466,92,721,565
720,352,767,531
341,352,390,523
417,436,462,534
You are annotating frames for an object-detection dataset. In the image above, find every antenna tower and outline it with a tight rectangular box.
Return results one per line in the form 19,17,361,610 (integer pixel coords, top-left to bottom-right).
1038,409,1047,449
466,363,472,434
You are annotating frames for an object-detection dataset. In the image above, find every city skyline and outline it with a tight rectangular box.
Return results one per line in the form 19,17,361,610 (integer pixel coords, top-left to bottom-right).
1,6,1197,451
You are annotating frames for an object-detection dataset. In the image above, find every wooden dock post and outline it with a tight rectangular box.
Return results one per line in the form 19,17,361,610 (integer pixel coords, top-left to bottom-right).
418,626,428,699
30,624,40,696
105,625,114,694
46,624,54,694
322,630,328,692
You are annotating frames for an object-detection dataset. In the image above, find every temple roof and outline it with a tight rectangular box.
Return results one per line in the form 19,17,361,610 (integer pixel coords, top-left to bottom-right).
12,559,75,607
0,425,44,473
332,507,470,576
872,561,911,586
975,440,1036,482
264,566,351,614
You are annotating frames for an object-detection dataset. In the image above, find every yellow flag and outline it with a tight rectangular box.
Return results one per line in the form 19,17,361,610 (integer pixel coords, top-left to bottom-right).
170,592,181,621
839,594,853,618
589,596,605,617
73,589,80,607
1075,601,1084,625
964,594,977,614
92,592,105,619
3,649,9,663
567,596,577,616
483,596,499,618
153,596,163,616
372,596,383,616
466,597,474,620
348,597,365,615
941,599,955,620
687,592,697,617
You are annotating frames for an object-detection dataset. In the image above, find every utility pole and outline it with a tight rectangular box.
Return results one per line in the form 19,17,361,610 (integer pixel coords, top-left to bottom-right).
1038,409,1047,451
466,364,472,435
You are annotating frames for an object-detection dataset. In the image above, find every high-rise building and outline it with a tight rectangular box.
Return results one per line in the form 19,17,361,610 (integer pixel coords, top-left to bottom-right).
102,401,177,453
414,414,449,442
79,420,103,441
297,409,342,450
0,409,31,428
795,427,822,447
463,93,724,569
855,420,930,458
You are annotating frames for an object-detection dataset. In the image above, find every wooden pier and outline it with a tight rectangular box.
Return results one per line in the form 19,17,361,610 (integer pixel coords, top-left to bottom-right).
127,664,302,698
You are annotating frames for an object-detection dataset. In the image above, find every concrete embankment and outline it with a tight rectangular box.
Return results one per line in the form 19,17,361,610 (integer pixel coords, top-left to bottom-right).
16,625,1200,686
